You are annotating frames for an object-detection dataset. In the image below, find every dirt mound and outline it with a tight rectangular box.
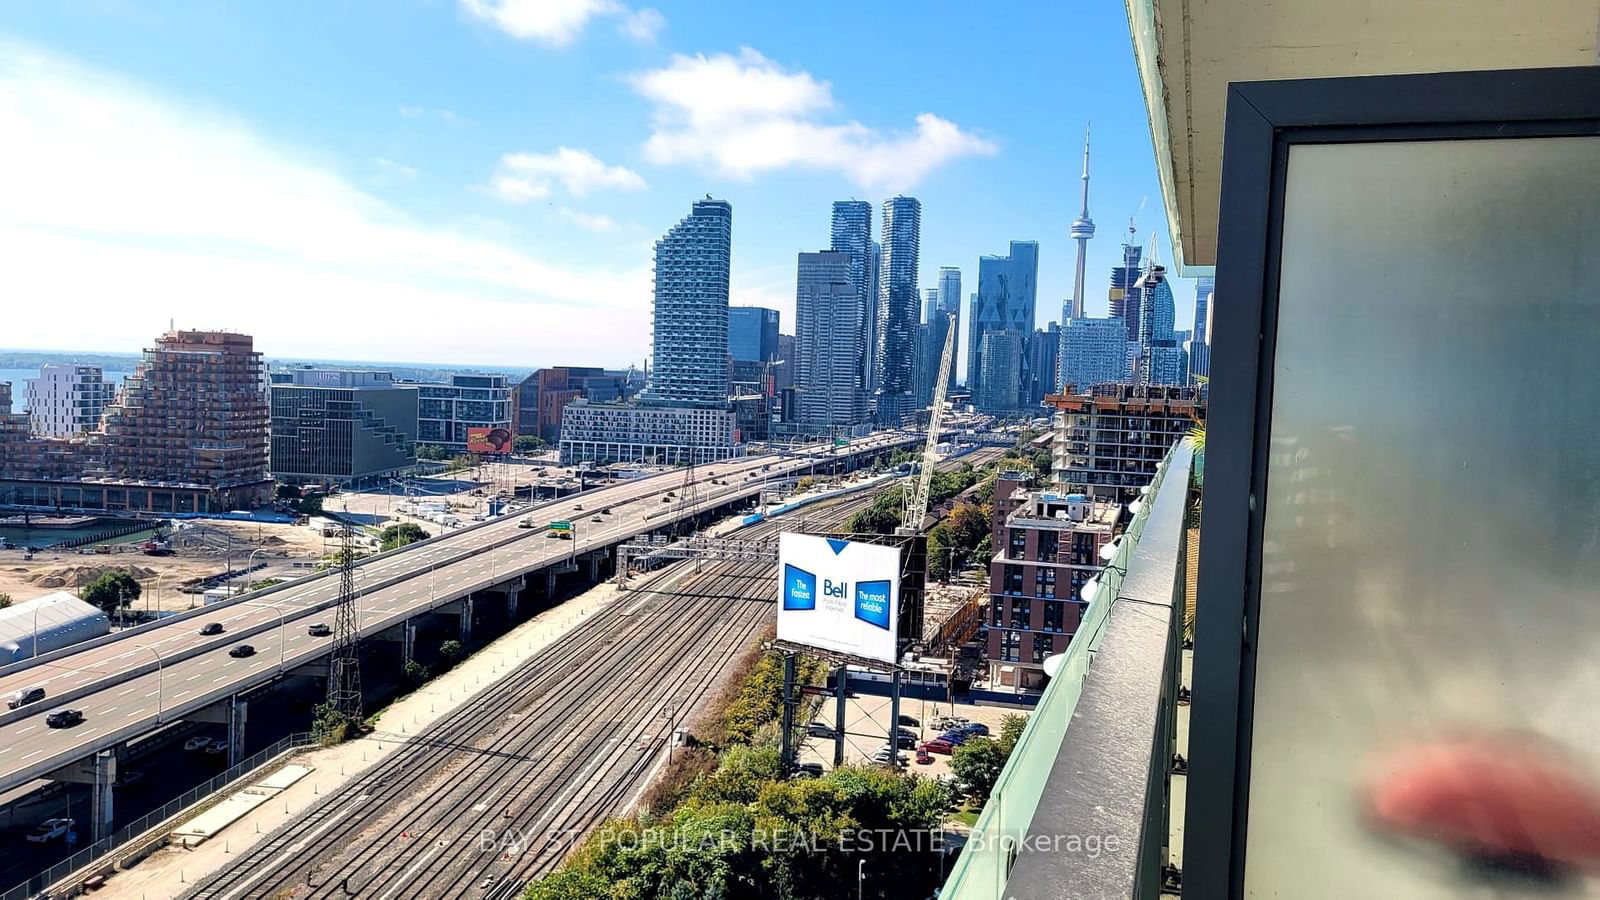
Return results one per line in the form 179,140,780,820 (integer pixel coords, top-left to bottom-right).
25,564,159,586
259,535,287,546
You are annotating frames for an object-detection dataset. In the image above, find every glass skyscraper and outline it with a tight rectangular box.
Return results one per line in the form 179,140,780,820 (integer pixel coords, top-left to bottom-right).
1135,262,1187,386
1060,317,1133,391
829,201,874,392
728,306,779,362
937,266,962,391
795,250,867,426
873,196,922,424
1109,235,1144,343
969,240,1039,409
642,199,732,408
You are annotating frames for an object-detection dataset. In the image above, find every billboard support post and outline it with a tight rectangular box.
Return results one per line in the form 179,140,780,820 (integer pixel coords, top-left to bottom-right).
779,651,798,776
833,663,847,768
888,670,902,770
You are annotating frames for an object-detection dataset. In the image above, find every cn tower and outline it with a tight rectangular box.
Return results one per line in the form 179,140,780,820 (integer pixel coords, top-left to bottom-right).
1068,126,1095,320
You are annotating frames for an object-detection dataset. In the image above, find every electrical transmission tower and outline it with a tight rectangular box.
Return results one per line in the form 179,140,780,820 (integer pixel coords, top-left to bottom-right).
327,526,364,722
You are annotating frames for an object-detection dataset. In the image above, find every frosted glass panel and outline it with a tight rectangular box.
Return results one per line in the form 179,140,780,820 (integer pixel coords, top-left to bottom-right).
1244,137,1600,898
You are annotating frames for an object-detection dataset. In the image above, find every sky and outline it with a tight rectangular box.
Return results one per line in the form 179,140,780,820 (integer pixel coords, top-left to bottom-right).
0,0,1194,375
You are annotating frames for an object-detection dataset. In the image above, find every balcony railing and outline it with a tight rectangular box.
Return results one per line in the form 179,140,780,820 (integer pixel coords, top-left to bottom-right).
941,439,1194,900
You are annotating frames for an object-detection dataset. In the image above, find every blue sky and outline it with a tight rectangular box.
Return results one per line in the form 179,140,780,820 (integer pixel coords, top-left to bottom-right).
0,0,1193,374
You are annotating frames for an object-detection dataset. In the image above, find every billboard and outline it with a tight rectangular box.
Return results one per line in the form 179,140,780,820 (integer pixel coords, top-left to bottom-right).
777,533,901,665
466,426,512,454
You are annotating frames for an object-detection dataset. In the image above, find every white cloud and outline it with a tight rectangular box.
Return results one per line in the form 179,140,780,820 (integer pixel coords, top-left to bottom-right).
459,0,662,46
617,7,664,42
0,41,651,365
487,147,645,203
631,48,997,192
557,207,618,232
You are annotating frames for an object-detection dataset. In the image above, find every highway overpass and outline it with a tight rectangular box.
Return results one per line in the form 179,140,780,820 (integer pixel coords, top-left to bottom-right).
0,433,920,808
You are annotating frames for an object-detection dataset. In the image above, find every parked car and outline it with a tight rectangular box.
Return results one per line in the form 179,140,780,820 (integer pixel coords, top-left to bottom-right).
930,715,969,731
205,740,229,756
307,623,331,637
915,748,933,765
184,736,213,752
920,738,955,755
792,763,824,779
25,818,74,843
897,714,920,728
199,622,225,636
228,644,256,658
6,685,46,710
806,723,837,739
958,723,990,737
938,731,970,746
893,733,917,750
45,708,84,728
870,747,908,766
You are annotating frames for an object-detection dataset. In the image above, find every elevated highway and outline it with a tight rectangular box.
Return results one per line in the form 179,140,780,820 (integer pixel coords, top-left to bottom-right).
0,433,919,798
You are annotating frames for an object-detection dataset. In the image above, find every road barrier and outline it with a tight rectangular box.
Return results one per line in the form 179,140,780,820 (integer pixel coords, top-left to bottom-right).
0,732,314,900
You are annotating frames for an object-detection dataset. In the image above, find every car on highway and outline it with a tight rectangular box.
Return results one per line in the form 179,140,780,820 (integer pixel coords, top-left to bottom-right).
590,515,602,522
661,496,671,503
601,508,612,515
228,644,256,658
199,621,225,636
574,504,583,511
184,736,213,752
45,708,84,729
205,740,229,756
25,818,74,843
518,516,535,529
546,530,561,538
307,623,331,637
6,685,46,710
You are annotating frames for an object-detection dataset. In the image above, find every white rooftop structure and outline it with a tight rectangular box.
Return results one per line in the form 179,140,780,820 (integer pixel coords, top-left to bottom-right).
0,591,112,663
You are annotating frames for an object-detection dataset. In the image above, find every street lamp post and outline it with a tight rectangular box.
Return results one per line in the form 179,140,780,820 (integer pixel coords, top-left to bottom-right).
145,645,164,722
252,602,287,670
858,859,866,900
246,549,267,588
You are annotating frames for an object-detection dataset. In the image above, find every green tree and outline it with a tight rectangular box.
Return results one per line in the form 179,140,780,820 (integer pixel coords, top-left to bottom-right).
379,522,429,551
415,444,450,461
81,570,141,617
926,529,948,582
446,454,474,474
402,658,429,686
297,494,324,516
998,714,1027,756
950,737,1006,799
512,435,545,454
793,475,816,494
311,702,353,746
0,593,12,610
438,639,464,668
275,483,301,500
248,578,283,591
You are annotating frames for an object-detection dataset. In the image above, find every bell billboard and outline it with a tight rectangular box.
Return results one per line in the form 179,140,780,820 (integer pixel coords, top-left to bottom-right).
777,533,900,666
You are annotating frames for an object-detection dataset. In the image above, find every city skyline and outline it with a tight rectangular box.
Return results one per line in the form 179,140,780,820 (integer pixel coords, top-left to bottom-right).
1,2,1197,372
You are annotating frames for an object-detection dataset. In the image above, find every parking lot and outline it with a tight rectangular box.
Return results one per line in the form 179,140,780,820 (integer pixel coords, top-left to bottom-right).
793,692,1022,780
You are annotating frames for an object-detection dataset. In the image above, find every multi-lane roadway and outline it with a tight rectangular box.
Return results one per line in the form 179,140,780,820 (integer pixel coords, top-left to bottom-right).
0,435,917,796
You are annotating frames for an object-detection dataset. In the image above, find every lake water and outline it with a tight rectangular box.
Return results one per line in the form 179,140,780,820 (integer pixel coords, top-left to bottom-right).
0,520,157,550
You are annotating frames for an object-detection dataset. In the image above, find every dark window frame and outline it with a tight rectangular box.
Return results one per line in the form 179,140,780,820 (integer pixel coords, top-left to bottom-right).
1189,65,1600,899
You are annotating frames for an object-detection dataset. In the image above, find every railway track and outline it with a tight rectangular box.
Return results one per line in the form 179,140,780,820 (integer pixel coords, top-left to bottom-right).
183,450,1003,900
183,491,880,900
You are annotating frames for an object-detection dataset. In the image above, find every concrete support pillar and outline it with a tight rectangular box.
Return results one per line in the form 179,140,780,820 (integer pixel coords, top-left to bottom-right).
403,620,418,665
545,570,558,598
228,697,248,768
505,590,519,620
458,596,474,642
587,553,603,581
91,750,115,843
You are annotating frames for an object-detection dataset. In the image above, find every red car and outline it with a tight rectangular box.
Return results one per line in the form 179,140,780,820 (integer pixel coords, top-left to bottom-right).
920,739,954,755
915,749,933,765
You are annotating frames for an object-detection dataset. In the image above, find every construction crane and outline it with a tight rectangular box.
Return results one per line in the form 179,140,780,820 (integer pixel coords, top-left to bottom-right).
899,312,957,535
